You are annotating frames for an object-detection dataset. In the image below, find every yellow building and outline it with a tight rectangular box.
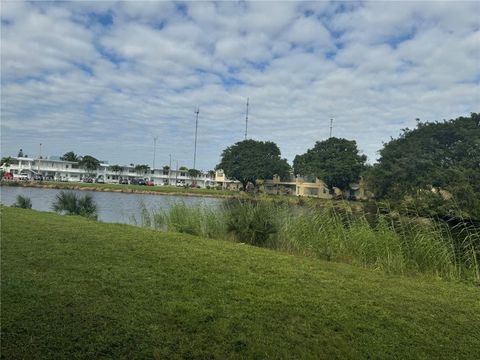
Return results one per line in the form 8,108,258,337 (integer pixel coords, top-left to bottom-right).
295,177,332,199
214,170,242,191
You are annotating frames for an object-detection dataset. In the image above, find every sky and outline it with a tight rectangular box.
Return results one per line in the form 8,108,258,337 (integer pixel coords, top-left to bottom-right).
1,1,479,170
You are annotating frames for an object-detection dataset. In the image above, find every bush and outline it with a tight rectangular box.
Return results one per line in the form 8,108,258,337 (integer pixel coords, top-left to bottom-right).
224,200,282,247
12,195,32,209
52,191,97,220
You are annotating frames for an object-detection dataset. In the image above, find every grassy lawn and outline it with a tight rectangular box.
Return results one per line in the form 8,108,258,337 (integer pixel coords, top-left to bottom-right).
1,207,479,359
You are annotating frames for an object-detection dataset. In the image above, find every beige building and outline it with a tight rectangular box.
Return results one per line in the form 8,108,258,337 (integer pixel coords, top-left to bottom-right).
214,170,242,191
295,177,332,199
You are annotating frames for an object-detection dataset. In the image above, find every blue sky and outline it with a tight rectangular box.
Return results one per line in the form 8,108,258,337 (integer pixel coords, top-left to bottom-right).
1,1,479,170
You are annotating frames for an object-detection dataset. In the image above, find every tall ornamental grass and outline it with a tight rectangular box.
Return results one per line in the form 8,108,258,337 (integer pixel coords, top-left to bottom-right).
141,199,479,283
52,191,98,220
12,195,32,209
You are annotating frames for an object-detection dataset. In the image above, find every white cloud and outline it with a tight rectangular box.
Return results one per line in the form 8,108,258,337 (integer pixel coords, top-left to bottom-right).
1,1,479,169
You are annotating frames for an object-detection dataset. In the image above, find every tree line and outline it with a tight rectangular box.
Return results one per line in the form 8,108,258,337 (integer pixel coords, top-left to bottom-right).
217,113,479,220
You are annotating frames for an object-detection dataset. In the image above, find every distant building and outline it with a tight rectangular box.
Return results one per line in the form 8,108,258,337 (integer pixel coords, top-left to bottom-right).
214,170,241,191
0,156,216,188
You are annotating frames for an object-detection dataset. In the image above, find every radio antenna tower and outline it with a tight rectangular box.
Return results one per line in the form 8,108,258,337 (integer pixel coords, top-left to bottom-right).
193,107,199,170
244,98,249,140
329,118,334,138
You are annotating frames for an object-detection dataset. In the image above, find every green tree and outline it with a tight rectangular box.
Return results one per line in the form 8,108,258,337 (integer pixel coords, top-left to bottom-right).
370,113,480,219
163,165,170,172
217,139,291,189
134,164,150,174
61,151,79,162
79,155,100,176
188,168,201,178
293,137,367,190
1,156,13,167
18,149,23,157
179,166,188,171
109,165,123,174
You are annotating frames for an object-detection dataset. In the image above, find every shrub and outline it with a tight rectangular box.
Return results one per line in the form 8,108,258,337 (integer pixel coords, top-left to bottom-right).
224,200,282,247
52,191,97,220
12,195,32,209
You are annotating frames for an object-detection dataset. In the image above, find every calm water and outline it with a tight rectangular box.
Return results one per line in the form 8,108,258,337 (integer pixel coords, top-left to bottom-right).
0,186,223,225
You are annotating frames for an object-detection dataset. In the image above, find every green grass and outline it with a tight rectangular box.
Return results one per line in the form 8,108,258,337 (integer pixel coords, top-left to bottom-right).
139,200,480,283
2,207,480,359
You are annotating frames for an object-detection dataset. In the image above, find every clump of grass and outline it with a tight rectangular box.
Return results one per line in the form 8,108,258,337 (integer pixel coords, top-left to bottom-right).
224,200,285,246
52,191,97,220
12,195,32,209
139,201,227,240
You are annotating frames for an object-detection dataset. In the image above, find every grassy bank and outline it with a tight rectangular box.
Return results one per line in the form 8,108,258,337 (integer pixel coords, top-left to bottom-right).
139,201,480,283
2,207,480,359
0,180,239,198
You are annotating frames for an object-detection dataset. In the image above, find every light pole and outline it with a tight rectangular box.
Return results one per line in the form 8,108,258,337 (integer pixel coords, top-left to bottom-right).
153,136,158,171
38,143,42,173
175,159,178,186
169,153,172,185
193,107,199,170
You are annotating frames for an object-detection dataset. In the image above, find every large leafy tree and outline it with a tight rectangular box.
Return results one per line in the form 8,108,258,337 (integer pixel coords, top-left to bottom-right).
134,164,150,174
370,113,480,219
293,137,367,190
217,139,290,189
79,155,100,176
109,165,123,174
188,168,201,178
1,156,13,167
61,151,79,162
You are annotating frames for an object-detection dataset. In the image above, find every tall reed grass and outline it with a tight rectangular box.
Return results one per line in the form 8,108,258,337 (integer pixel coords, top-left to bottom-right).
138,199,479,283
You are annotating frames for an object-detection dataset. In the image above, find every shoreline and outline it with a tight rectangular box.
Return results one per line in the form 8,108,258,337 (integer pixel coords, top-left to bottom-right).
0,181,241,199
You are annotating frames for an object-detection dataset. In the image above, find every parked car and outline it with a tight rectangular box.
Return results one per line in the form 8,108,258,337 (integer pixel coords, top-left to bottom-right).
3,172,13,180
13,174,29,181
146,180,154,186
33,174,43,181
83,177,93,183
95,178,105,184
119,178,129,185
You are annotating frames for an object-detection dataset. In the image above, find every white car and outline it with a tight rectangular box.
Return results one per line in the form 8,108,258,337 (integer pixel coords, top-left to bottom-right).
13,174,29,180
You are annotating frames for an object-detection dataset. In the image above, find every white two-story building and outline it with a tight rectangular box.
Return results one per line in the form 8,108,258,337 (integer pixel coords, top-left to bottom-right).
0,156,216,188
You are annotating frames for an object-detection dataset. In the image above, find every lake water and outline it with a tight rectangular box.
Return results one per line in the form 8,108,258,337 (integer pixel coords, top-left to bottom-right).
0,186,223,225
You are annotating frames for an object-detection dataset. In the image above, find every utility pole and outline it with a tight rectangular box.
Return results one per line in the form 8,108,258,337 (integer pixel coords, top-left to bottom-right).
244,98,249,140
38,143,42,172
175,159,178,186
153,136,158,171
169,153,172,185
329,118,333,138
193,107,199,170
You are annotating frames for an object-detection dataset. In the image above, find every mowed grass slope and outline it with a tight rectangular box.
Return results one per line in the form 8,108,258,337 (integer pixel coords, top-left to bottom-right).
1,207,479,359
